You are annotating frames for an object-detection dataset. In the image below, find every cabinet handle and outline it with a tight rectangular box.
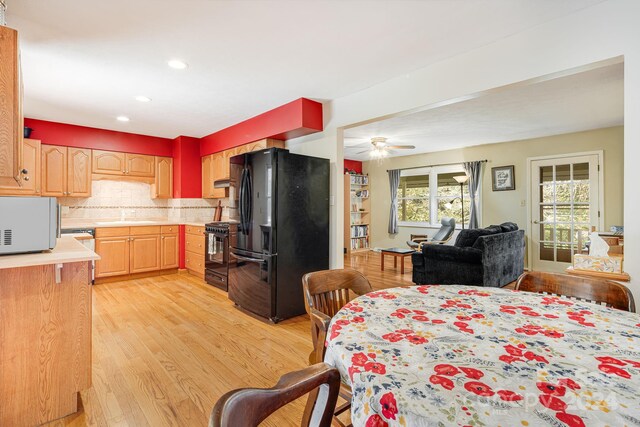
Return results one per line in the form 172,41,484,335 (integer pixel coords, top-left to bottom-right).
21,168,28,174
23,176,30,181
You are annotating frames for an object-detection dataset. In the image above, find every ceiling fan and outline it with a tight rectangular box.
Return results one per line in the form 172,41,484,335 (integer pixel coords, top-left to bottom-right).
354,137,416,158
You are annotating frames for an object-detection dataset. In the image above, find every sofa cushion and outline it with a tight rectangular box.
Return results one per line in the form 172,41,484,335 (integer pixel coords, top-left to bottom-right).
499,222,519,232
423,244,483,264
454,226,501,248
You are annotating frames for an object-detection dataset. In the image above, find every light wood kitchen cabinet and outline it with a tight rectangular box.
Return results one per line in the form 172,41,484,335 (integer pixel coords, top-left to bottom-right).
161,226,179,270
0,138,40,196
92,150,154,177
152,156,173,199
42,145,92,197
95,236,130,277
126,153,155,177
95,225,179,280
67,147,92,196
185,225,205,278
201,139,285,199
0,261,92,426
92,150,126,175
202,154,214,198
130,234,161,273
211,152,226,198
0,25,24,190
41,144,67,196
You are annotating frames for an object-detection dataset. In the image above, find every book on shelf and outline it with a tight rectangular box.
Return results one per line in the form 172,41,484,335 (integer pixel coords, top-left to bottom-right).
351,225,368,238
349,175,369,185
353,189,369,198
350,236,369,250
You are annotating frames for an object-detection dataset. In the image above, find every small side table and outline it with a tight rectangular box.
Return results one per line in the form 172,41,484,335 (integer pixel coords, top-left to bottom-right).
380,248,415,274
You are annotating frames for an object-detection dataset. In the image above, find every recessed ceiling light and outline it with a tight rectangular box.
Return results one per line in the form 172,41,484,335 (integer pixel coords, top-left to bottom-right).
116,116,130,122
167,59,188,70
135,95,151,103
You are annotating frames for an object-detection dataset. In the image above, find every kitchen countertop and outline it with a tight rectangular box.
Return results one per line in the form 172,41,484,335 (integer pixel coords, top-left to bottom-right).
0,235,100,270
61,218,222,229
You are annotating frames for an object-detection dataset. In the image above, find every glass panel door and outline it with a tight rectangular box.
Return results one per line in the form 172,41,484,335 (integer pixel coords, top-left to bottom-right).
531,155,600,272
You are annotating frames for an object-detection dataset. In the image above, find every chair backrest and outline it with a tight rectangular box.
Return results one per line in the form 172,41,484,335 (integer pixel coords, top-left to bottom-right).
432,217,456,242
515,271,636,312
302,269,373,317
210,363,340,427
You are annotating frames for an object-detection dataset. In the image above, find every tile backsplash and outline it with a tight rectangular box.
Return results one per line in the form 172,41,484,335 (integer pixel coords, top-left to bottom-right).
59,180,229,221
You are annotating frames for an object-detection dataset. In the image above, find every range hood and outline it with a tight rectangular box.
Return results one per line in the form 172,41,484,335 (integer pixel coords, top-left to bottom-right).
213,178,231,188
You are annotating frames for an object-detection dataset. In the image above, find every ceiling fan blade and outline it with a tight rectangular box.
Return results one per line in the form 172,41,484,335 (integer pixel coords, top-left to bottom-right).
356,149,372,154
386,145,415,150
347,142,373,149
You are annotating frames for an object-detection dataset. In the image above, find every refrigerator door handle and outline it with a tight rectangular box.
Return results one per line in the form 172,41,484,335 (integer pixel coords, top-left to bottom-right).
239,168,247,233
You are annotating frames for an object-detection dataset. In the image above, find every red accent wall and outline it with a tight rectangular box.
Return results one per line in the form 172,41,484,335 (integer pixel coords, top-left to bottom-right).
24,118,173,156
344,159,363,174
200,98,323,156
172,136,202,198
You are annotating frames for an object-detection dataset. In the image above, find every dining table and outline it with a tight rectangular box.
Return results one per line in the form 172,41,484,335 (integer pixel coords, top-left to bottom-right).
323,285,640,427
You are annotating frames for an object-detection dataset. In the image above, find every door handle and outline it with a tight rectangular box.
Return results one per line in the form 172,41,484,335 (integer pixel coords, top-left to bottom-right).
230,253,264,263
533,220,540,224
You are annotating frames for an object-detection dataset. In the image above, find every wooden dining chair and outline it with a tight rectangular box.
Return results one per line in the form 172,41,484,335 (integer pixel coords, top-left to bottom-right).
302,269,372,427
210,363,341,427
302,269,373,364
515,271,636,312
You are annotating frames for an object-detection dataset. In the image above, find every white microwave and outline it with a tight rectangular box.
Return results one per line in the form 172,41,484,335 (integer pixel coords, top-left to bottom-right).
0,197,60,255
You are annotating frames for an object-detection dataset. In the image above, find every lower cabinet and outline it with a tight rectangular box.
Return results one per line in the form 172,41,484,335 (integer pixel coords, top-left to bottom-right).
95,225,178,280
185,225,205,278
130,234,161,273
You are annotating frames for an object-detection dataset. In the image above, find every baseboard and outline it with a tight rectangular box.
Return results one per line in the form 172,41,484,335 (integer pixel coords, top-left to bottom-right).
95,268,179,284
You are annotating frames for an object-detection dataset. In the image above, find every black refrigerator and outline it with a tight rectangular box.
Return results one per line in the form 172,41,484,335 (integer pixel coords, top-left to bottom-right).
227,147,329,323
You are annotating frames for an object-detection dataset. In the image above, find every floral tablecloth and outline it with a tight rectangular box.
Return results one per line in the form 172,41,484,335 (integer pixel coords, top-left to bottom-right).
324,285,640,427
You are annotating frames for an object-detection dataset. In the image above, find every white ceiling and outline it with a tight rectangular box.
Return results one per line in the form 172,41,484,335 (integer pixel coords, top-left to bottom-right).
344,62,623,160
7,0,605,138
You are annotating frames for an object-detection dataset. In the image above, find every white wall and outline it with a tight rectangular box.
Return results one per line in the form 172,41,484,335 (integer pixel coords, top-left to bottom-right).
287,0,640,305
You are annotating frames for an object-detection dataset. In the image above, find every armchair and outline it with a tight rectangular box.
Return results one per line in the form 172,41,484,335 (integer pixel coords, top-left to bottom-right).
406,217,456,249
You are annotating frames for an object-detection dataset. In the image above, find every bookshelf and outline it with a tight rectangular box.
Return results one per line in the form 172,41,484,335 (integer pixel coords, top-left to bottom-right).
344,173,371,254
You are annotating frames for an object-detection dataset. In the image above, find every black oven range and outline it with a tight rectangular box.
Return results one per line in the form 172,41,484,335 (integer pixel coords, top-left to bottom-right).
204,222,229,291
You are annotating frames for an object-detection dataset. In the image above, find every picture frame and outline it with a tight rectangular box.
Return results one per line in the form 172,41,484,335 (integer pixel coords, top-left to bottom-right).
492,165,515,191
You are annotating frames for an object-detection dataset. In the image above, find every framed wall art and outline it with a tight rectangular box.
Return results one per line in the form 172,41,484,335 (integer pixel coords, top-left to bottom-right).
492,165,515,191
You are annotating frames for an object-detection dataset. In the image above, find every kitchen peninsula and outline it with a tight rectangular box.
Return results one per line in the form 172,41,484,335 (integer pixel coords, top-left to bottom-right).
0,236,99,425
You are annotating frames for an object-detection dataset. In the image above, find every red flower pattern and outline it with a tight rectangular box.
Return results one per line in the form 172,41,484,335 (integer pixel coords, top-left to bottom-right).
497,389,523,401
556,412,586,427
365,414,388,427
429,374,454,390
539,394,567,411
464,381,495,397
460,366,484,379
325,285,637,426
379,392,398,420
598,363,631,379
434,364,460,376
364,362,386,375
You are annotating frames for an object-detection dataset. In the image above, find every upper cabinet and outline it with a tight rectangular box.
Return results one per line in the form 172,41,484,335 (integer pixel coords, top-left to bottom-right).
42,145,92,197
152,156,173,199
92,150,125,175
0,26,24,189
67,147,92,197
92,150,155,178
0,139,40,196
126,154,155,177
201,138,285,199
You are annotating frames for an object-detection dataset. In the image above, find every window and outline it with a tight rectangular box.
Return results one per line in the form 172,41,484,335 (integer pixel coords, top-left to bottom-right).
398,165,478,228
436,172,470,226
398,172,429,222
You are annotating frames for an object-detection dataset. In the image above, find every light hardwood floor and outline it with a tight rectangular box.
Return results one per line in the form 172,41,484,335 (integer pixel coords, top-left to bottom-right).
50,251,410,427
